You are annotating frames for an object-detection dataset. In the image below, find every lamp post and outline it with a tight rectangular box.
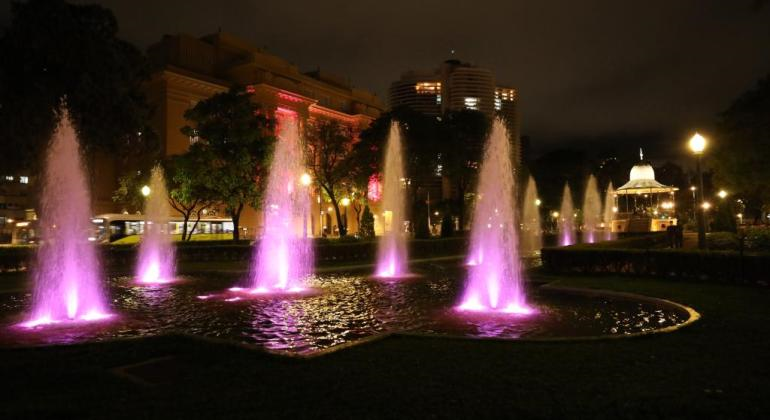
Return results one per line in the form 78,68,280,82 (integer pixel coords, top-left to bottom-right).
689,133,707,249
340,197,351,235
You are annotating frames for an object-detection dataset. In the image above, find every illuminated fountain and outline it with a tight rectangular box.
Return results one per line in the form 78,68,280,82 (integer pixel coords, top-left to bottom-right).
581,175,601,244
520,176,542,254
21,111,111,328
603,182,617,241
375,122,409,279
136,165,176,284
558,183,576,246
458,119,532,314
247,112,313,294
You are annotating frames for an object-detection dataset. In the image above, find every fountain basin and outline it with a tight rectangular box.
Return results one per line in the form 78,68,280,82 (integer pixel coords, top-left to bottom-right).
0,266,698,354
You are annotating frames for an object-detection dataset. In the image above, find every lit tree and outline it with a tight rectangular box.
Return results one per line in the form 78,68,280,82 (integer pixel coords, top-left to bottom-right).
304,119,355,237
181,87,276,240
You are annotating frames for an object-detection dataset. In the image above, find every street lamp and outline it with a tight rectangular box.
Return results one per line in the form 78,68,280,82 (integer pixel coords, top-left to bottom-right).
300,173,312,186
718,190,728,199
141,185,151,197
689,133,707,249
340,197,350,235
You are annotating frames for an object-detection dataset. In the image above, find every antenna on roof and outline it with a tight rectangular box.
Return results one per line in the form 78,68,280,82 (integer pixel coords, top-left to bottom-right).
639,148,644,161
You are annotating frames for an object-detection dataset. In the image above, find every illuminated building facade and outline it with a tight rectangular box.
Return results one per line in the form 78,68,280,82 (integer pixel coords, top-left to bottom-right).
143,32,385,237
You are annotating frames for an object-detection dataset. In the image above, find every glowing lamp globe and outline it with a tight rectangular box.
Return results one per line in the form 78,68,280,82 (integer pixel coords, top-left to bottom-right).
689,133,707,154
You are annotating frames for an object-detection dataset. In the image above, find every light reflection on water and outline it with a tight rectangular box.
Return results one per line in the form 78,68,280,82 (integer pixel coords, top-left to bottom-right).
0,266,688,354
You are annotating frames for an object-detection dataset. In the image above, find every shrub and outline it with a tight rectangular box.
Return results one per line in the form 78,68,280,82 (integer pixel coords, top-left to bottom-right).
359,206,375,239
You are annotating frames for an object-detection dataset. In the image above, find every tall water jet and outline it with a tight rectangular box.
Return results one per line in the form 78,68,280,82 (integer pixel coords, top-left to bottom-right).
136,165,176,284
558,183,576,246
22,111,110,327
249,112,313,293
520,176,542,254
582,175,601,244
603,182,617,241
375,122,408,278
458,119,532,314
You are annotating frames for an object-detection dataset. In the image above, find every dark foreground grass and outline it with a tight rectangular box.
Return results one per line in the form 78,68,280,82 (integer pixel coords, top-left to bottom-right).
2,273,770,419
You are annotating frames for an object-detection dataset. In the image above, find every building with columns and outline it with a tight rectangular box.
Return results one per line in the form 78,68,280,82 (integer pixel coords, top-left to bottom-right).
144,31,385,237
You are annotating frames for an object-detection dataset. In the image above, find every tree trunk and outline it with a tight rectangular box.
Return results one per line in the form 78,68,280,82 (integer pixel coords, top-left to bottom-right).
188,207,204,240
231,203,244,241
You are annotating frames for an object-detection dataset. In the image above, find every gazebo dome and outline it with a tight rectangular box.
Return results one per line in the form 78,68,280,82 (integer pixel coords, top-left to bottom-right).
629,163,655,181
615,149,678,195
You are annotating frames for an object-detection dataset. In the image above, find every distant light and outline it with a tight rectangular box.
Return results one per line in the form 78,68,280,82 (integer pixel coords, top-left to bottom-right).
535,198,542,206
340,197,351,207
737,213,743,218
327,206,333,212
718,190,728,199
690,186,696,191
689,133,707,154
551,211,560,218
661,201,674,210
434,211,439,216
141,185,151,197
16,221,29,227
612,206,618,213
701,202,712,210
300,173,312,186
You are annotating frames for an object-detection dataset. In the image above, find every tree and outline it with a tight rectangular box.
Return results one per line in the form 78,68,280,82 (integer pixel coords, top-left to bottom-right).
181,87,276,240
713,74,770,223
359,206,375,239
112,170,150,214
439,110,490,230
305,119,355,237
0,0,155,172
166,150,215,240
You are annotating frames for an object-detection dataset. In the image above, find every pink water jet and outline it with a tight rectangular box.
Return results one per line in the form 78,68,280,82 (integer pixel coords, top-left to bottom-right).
375,122,409,279
136,165,176,284
558,183,576,246
458,119,533,315
247,111,313,294
582,175,601,244
21,111,111,328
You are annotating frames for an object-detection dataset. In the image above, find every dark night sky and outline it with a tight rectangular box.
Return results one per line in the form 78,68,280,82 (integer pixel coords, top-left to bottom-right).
2,0,769,159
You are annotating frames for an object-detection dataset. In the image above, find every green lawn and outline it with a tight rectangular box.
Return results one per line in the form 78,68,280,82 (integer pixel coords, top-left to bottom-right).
1,270,769,418
111,233,234,245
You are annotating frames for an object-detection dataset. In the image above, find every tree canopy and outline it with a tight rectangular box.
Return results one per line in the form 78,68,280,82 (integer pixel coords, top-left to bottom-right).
0,0,155,171
713,74,770,222
181,87,276,240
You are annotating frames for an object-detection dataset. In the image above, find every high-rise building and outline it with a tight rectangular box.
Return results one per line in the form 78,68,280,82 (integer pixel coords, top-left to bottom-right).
389,59,521,165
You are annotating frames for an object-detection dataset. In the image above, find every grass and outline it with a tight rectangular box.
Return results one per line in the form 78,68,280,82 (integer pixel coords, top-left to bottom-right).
2,269,770,418
111,233,235,245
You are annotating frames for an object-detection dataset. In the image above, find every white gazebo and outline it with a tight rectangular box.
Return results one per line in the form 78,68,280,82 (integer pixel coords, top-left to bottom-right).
612,150,678,232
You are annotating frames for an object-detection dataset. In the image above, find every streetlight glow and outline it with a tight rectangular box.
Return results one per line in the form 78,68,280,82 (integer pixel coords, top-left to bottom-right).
340,197,351,207
689,133,707,154
701,202,712,210
141,185,151,197
535,198,542,206
300,173,312,186
551,211,559,218
718,190,728,199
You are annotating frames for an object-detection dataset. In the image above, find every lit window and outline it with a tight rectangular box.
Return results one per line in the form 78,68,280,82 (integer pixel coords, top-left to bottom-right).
464,97,479,110
415,82,441,94
436,94,442,105
494,98,502,111
19,176,29,184
4,175,13,181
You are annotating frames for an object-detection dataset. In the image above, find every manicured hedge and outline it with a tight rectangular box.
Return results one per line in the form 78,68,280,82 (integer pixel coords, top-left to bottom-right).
0,237,468,272
541,247,770,285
